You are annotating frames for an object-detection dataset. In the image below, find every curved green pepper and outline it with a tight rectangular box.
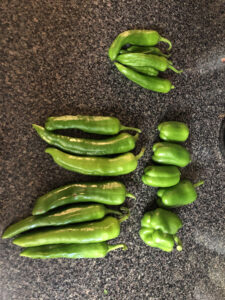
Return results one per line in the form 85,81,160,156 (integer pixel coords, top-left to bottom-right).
2,204,123,239
142,165,180,187
32,181,135,215
108,30,172,61
129,66,159,77
13,215,128,247
20,242,128,259
45,115,141,135
152,142,191,167
157,180,204,208
158,121,189,142
45,147,145,176
139,208,183,252
33,124,139,156
120,45,171,58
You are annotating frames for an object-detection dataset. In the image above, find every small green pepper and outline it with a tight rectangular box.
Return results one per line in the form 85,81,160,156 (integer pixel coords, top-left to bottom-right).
108,30,172,61
45,147,145,176
152,142,191,167
120,46,171,58
33,124,139,156
32,181,135,215
158,121,189,142
114,63,174,93
139,208,183,252
2,204,123,239
45,115,141,135
13,215,128,247
20,242,128,259
157,180,204,208
142,165,180,187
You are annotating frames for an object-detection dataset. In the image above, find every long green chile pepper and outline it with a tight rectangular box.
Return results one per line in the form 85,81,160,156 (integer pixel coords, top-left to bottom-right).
33,181,135,215
129,66,159,77
117,53,182,73
45,147,145,176
45,115,141,135
108,30,172,61
32,181,135,215
20,242,128,259
13,215,129,247
33,124,139,156
114,63,174,93
2,204,123,239
120,46,171,58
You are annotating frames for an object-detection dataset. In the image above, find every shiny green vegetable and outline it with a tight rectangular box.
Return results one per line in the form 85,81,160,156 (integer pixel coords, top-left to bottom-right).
108,30,172,61
32,181,135,215
13,215,128,247
129,66,159,77
33,124,139,156
20,242,128,259
114,63,174,93
117,53,182,73
142,165,180,187
45,115,141,135
2,204,123,239
120,46,170,58
139,208,183,252
158,121,189,142
157,180,204,208
45,147,145,176
152,142,191,167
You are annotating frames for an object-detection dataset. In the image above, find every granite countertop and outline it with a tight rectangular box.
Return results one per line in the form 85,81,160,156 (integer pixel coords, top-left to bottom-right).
1,1,225,299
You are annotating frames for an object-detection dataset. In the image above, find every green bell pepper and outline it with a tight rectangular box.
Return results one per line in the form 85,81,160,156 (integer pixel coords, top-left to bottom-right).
158,121,189,142
152,142,191,167
142,165,180,187
139,208,183,252
157,180,204,208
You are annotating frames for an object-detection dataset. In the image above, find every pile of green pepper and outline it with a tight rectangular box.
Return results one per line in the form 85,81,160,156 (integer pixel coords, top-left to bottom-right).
108,30,182,93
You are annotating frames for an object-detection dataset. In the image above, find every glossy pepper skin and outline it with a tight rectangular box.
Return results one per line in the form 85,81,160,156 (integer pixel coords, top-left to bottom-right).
117,53,182,73
142,165,180,187
45,115,141,135
114,63,174,93
158,121,189,142
152,142,191,167
108,30,172,61
130,66,159,77
32,181,135,215
13,215,128,247
45,147,145,176
33,124,139,156
120,45,171,58
157,180,204,208
2,204,123,239
139,208,183,252
20,242,128,259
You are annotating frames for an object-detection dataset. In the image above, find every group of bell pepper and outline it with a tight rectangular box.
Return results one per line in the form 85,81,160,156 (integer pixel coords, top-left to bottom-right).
140,121,204,252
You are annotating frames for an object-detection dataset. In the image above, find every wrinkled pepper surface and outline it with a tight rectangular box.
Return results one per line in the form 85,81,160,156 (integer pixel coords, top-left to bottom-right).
158,121,189,142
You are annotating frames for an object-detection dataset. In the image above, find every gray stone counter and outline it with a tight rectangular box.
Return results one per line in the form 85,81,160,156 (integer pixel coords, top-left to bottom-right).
1,1,224,299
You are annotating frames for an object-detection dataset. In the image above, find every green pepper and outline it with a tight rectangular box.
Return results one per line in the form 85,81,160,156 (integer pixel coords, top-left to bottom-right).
45,115,141,135
45,147,145,176
114,63,174,93
142,165,180,187
20,242,128,259
139,208,183,252
116,53,182,73
33,124,139,156
120,46,171,58
2,204,124,239
32,181,135,215
157,180,204,208
129,66,159,77
108,30,172,61
13,215,128,247
158,121,189,142
152,142,191,167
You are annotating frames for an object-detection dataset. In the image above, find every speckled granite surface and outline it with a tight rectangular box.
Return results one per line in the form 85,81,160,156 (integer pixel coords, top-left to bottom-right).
1,1,225,299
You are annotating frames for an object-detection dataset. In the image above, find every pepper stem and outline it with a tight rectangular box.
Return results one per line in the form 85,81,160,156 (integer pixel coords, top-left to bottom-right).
107,243,128,253
159,36,172,50
126,192,136,199
136,147,146,160
133,133,139,142
168,65,183,73
118,207,130,223
174,235,183,251
193,180,204,188
171,85,175,89
120,125,141,133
